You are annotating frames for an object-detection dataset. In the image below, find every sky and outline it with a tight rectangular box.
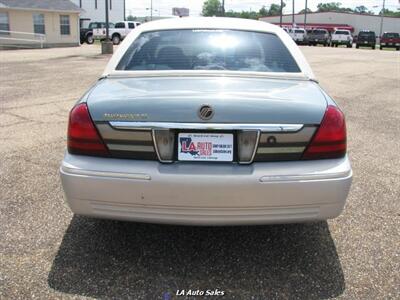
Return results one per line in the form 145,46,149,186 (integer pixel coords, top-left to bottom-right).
125,0,400,17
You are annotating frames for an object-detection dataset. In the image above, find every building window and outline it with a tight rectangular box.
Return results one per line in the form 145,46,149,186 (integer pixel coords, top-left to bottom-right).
60,15,70,35
0,12,9,35
33,13,45,34
95,0,97,9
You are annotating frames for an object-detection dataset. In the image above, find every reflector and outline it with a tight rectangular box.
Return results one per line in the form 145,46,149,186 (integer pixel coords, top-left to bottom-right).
153,129,175,162
238,130,259,163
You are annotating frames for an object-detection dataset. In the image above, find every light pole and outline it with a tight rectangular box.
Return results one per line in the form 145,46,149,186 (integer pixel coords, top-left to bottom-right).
304,0,308,29
146,8,158,20
292,0,295,26
379,0,386,39
373,0,386,44
101,0,113,54
279,0,283,27
221,0,225,16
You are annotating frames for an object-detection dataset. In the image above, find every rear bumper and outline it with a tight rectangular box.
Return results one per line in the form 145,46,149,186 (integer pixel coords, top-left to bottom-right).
60,153,352,225
332,40,351,44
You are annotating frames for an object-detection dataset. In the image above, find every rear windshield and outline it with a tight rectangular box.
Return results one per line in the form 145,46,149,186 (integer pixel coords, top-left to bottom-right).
359,32,375,37
335,30,349,35
295,29,304,33
116,29,301,73
383,32,399,38
313,30,327,34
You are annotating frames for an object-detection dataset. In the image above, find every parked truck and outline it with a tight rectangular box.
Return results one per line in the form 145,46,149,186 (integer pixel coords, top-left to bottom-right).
380,32,400,50
331,29,353,48
80,22,114,44
93,21,141,45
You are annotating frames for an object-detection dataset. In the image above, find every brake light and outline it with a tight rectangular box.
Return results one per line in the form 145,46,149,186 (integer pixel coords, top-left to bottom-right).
67,103,109,156
302,105,346,160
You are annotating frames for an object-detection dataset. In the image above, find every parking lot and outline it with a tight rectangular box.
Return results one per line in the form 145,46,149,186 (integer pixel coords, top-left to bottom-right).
0,44,399,299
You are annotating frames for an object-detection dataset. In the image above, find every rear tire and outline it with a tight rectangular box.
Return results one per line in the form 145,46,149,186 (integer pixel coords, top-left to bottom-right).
112,34,121,45
347,43,352,48
86,34,94,44
356,44,359,49
396,47,399,51
372,45,375,50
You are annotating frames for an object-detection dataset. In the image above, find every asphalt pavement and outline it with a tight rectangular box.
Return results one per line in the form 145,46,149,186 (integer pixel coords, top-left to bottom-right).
0,44,399,299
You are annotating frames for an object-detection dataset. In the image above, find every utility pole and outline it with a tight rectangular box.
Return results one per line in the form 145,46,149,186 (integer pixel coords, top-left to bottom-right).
279,0,283,27
379,0,385,39
105,0,109,41
150,0,153,20
221,0,225,16
292,0,295,26
304,0,308,29
101,0,113,54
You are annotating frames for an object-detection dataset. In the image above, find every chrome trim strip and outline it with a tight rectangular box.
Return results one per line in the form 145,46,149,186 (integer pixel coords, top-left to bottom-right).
110,122,303,132
107,144,154,152
257,147,305,154
61,166,151,180
259,170,352,182
96,123,153,141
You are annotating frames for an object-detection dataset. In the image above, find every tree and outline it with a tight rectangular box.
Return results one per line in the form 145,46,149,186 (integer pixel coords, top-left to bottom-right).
126,15,137,21
316,2,342,12
379,8,400,17
268,3,284,16
299,8,313,14
202,0,223,16
354,5,368,14
259,5,269,17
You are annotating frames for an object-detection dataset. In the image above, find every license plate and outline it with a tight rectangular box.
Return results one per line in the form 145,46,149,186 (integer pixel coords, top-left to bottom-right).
178,133,233,162
364,41,368,44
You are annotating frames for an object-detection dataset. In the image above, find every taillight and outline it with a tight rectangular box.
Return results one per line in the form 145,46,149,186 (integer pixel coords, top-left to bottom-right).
302,105,346,160
67,103,109,156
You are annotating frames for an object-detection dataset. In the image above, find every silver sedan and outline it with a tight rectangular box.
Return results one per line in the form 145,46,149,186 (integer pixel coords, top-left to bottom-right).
60,17,352,225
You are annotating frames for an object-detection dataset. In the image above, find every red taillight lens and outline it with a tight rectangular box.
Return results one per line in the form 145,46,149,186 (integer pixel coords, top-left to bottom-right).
67,103,109,156
302,105,346,160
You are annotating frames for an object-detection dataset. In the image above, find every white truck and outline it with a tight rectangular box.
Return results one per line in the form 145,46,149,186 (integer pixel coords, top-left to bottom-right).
288,28,307,45
93,21,141,45
331,29,353,48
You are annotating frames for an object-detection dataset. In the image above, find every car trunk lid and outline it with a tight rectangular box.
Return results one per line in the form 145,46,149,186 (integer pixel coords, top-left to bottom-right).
87,76,327,124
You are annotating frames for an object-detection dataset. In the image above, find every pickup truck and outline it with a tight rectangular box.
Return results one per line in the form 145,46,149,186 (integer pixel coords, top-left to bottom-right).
331,29,353,48
288,28,308,45
93,21,141,45
356,30,376,49
380,32,400,50
80,22,114,44
307,29,330,47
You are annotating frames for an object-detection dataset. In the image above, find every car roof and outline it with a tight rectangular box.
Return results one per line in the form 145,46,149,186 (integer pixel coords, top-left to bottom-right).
102,17,316,81
134,17,281,33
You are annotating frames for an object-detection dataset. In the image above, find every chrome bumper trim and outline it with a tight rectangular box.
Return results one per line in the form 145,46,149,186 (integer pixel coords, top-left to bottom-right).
61,166,151,180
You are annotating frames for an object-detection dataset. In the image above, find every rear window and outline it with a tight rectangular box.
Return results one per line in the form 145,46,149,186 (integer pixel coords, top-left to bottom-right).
335,31,349,35
383,32,399,38
294,29,304,33
115,22,125,29
116,29,300,73
359,32,375,37
314,30,327,34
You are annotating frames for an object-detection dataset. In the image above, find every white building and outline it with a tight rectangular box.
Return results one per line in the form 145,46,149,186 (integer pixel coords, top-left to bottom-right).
260,11,400,36
70,0,125,28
